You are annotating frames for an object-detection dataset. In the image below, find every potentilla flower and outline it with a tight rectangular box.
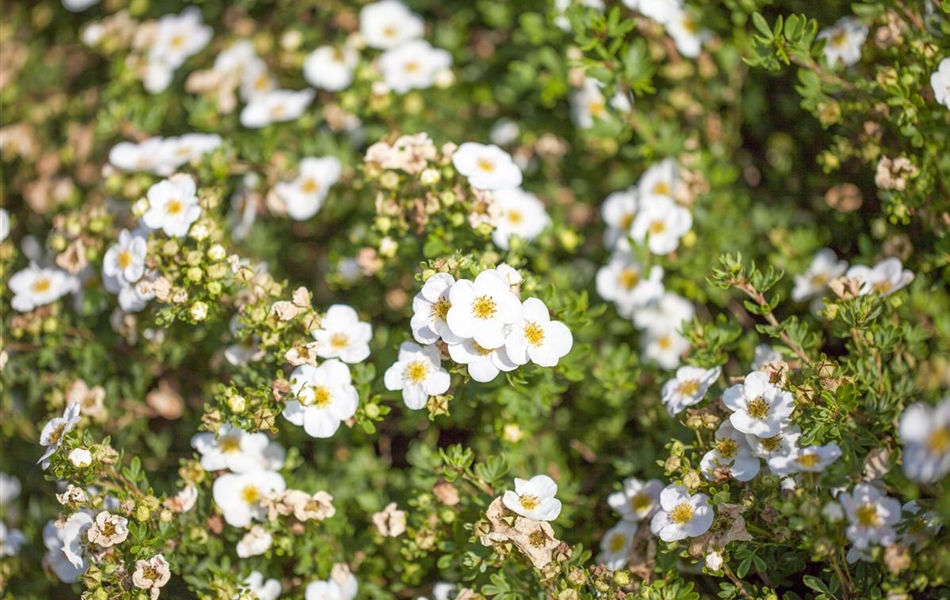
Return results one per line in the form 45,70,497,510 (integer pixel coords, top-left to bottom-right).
597,519,638,570
103,229,148,284
9,263,77,313
38,403,81,467
379,39,452,94
446,270,523,349
311,304,372,363
132,554,172,599
899,397,950,483
768,443,842,475
213,470,287,527
147,8,212,70
225,316,265,367
601,187,638,250
242,571,281,600
502,475,562,521
452,142,523,190
360,0,424,49
383,342,451,409
43,512,93,583
817,17,869,67
700,421,761,482
649,484,714,542
410,273,462,345
490,188,551,250
570,77,631,129
705,551,724,572
191,424,273,473
275,156,342,221
0,522,26,557
607,477,664,522
751,344,783,370
236,525,273,558
240,89,315,128
86,511,129,548
306,564,358,600
665,8,707,58
164,133,223,167
630,196,692,255
745,424,801,461
643,329,690,370
304,46,359,91
595,253,664,318
792,248,848,302
142,174,201,237
931,57,950,110
0,473,20,506
448,338,518,383
0,208,9,242
638,158,679,202
239,60,278,101
722,371,795,437
504,297,573,367
661,365,721,416
901,501,943,547
284,359,359,438
62,0,100,11
372,502,407,537
623,0,682,24
846,257,914,296
839,483,901,550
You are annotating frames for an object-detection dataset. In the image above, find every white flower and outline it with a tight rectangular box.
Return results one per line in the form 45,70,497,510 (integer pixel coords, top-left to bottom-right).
448,338,518,383
103,229,148,284
792,248,848,302
700,422,761,482
446,270,522,349
665,8,707,58
846,257,914,296
822,501,845,523
240,89,315,128
9,264,77,313
705,551,724,572
607,477,663,522
0,208,9,242
643,329,690,370
496,263,523,287
489,119,520,146
931,57,950,110
596,253,664,318
661,365,720,416
597,519,638,570
236,526,273,559
68,448,93,468
191,425,274,473
306,564,358,600
722,371,795,437
241,61,278,101
768,443,842,475
360,0,424,49
165,133,222,167
452,143,523,190
502,475,562,521
148,8,212,71
38,403,81,467
751,344,783,370
383,342,451,410
410,273,462,345
601,187,638,250
624,0,682,24
142,174,201,237
899,397,950,483
0,473,21,506
570,77,631,129
285,360,359,438
491,188,551,250
275,156,342,221
62,0,100,11
0,522,26,557
225,316,264,367
304,46,359,91
311,305,372,364
504,297,573,367
638,158,679,202
817,17,869,67
630,197,692,255
241,571,282,600
132,554,172,595
379,40,452,94
839,483,901,550
109,136,219,176
43,512,93,583
649,484,714,542
212,470,286,527
745,424,801,461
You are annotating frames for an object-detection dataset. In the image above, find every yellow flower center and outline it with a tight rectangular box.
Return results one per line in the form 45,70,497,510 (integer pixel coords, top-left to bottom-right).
472,342,493,357
619,213,634,230
927,427,950,454
588,99,605,117
855,503,880,527
117,250,133,270
519,494,539,511
329,333,349,349
630,492,652,514
219,435,242,453
872,280,893,294
831,30,848,48
301,178,320,194
657,335,672,350
608,532,627,553
717,438,738,459
270,104,287,119
476,158,495,173
47,423,66,445
383,25,398,38
404,61,421,73
746,397,770,420
431,297,451,320
241,485,261,505
507,210,522,224
310,386,332,408
332,48,345,62
254,75,270,90
678,379,700,396
524,322,545,346
649,220,667,235
683,16,699,34
795,452,821,468
669,502,694,524
171,35,185,49
405,360,428,383
471,295,497,320
32,278,52,293
618,268,639,290
810,273,829,287
166,199,183,216
760,435,783,452
653,182,671,196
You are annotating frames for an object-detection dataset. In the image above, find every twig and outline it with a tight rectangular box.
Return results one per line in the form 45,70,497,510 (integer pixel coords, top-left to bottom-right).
722,562,756,600
735,283,812,365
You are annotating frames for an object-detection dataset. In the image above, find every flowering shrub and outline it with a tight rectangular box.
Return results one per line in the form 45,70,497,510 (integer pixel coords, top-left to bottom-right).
2,1,950,599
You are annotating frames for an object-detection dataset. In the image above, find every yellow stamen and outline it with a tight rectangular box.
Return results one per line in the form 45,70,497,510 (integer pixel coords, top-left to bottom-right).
669,502,694,524
746,397,769,420
471,295,497,320
405,361,428,383
524,322,545,346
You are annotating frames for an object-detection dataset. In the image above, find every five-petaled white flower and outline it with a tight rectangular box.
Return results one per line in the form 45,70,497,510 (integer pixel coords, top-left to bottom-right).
410,273,462,345
722,371,795,437
504,297,573,367
899,397,950,483
839,483,901,551
447,338,518,383
9,263,77,313
446,270,522,349
661,365,721,416
931,57,950,110
451,143,523,190
212,470,287,527
242,571,281,600
383,342,451,410
360,0,425,50
768,443,841,475
817,17,869,68
240,89,315,129
502,475,562,521
491,188,551,250
649,484,714,542
595,252,664,318
846,257,914,296
637,158,679,202
597,519,638,570
792,248,848,302
700,421,761,482
286,359,360,438
191,424,274,473
275,156,342,221
665,8,707,58
379,40,452,94
311,304,372,364
38,403,82,467
607,477,664,522
601,187,638,250
304,46,359,92
630,197,692,255
103,229,148,284
142,174,201,237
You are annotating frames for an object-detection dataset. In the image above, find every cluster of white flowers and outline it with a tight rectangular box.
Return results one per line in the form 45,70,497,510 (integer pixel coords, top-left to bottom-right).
138,8,213,93
386,266,573,407
8,262,79,314
570,77,632,130
597,477,662,568
817,16,869,68
793,249,914,303
109,133,222,176
622,0,709,58
0,474,25,558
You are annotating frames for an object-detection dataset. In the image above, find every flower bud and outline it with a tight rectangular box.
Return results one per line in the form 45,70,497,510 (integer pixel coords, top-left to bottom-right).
190,301,209,321
68,448,93,468
208,244,226,261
